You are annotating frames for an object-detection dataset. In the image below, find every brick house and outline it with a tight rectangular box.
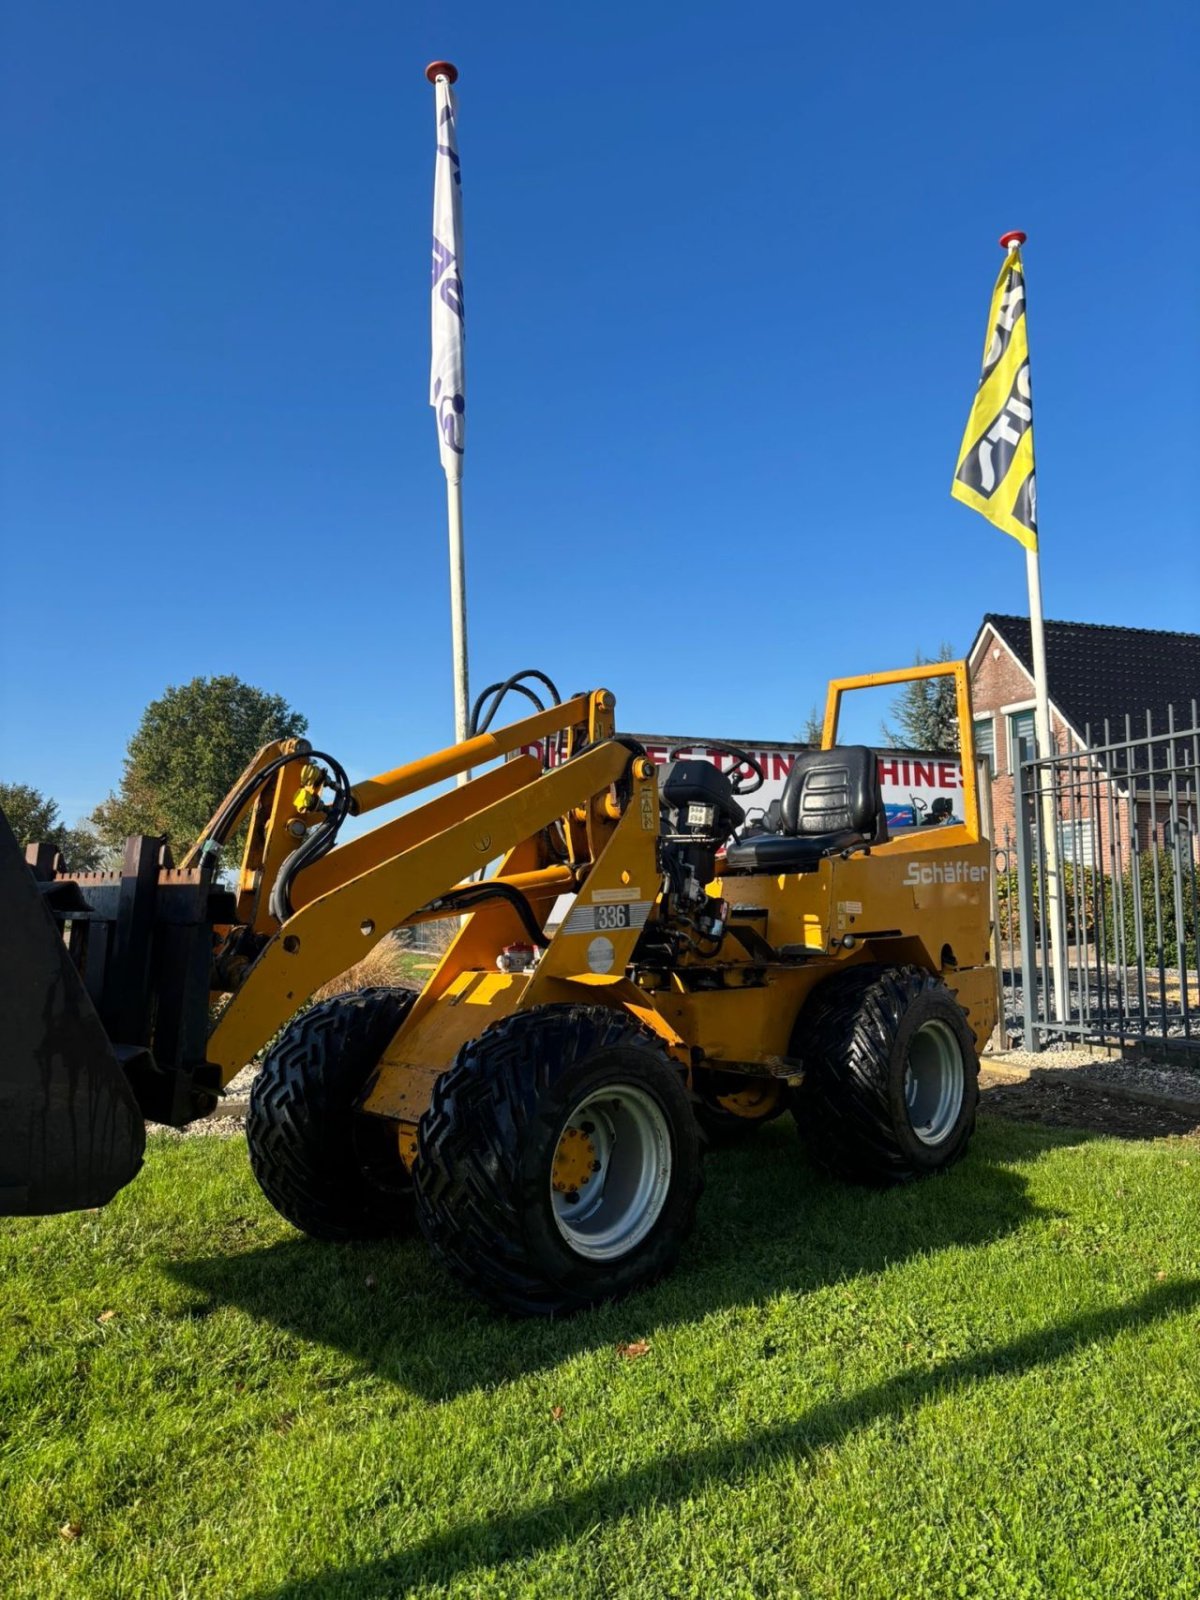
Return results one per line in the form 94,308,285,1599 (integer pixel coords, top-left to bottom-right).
968,614,1200,864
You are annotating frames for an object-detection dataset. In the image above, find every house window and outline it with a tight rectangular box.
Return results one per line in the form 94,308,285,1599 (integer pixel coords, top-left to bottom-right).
974,716,996,775
1008,709,1037,771
1058,819,1097,868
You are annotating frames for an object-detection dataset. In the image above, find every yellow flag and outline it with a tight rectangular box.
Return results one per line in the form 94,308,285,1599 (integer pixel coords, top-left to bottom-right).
951,247,1038,550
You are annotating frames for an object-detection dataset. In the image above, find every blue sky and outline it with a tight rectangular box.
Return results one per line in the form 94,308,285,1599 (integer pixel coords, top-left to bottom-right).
2,1,1197,822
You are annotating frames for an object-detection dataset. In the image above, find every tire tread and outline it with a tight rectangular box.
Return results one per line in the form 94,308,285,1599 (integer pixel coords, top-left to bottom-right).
793,964,978,1185
246,985,416,1240
414,1004,703,1316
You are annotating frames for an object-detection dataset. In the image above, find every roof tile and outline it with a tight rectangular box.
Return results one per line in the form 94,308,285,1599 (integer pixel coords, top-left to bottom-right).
983,613,1200,738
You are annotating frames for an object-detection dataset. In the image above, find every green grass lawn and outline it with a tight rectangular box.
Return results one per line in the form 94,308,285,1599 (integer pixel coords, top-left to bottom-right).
2,1114,1199,1599
392,952,439,986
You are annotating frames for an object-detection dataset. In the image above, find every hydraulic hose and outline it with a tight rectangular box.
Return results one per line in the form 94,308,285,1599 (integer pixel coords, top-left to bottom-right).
468,671,563,737
419,881,550,947
194,747,354,924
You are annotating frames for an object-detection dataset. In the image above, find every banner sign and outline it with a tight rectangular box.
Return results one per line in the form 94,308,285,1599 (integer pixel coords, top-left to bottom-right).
519,737,965,830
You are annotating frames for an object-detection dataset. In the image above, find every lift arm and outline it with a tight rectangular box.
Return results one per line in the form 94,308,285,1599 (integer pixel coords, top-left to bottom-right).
206,738,632,1084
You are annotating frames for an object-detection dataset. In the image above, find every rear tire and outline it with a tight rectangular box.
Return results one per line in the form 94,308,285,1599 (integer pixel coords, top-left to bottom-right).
246,986,416,1241
413,1004,703,1316
791,965,978,1186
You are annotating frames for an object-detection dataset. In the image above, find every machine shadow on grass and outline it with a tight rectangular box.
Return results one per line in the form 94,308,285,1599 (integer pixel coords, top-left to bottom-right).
249,1276,1200,1600
171,1116,1079,1406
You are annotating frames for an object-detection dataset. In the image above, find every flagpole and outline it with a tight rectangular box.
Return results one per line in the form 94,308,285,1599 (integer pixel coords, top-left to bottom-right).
1025,538,1068,1023
1002,230,1067,1023
445,472,470,752
426,60,470,782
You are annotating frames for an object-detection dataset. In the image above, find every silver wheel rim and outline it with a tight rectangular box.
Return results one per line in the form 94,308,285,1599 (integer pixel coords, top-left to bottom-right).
904,1018,965,1146
550,1084,673,1261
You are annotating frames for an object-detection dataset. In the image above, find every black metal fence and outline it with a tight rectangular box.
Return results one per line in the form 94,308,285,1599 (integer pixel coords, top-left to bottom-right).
995,703,1199,1058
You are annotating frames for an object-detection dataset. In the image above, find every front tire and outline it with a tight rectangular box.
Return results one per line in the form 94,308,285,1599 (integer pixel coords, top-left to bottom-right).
413,1004,703,1316
791,965,978,1186
246,986,416,1241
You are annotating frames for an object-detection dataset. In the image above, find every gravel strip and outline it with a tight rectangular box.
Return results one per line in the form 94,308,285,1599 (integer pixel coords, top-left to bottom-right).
987,1045,1111,1072
149,1113,248,1141
987,1048,1200,1106
223,1062,259,1098
996,968,1199,1047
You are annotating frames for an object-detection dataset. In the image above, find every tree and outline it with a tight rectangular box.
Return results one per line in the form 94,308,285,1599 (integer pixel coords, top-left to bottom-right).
881,643,960,752
800,705,824,745
0,781,105,871
91,676,308,855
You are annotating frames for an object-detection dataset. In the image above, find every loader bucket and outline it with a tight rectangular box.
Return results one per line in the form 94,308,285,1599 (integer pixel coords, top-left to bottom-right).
0,811,146,1217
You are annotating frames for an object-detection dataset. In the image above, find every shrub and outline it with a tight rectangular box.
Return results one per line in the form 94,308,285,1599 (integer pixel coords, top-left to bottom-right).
997,852,1197,970
1103,850,1197,972
311,932,423,1002
995,861,1108,944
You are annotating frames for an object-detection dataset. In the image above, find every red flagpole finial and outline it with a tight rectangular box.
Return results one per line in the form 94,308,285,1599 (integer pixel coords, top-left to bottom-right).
999,230,1027,251
426,61,459,84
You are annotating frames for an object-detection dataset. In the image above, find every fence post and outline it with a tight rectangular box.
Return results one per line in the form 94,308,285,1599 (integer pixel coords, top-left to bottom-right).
1013,748,1041,1052
1166,705,1191,1040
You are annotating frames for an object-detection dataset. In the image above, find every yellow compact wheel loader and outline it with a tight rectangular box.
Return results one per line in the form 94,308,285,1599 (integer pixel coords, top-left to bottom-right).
1,661,997,1316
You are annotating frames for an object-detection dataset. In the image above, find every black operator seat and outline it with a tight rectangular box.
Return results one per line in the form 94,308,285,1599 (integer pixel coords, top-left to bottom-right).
723,745,888,874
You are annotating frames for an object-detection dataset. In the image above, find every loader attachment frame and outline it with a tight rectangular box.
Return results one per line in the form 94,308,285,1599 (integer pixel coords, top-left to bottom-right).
0,811,147,1215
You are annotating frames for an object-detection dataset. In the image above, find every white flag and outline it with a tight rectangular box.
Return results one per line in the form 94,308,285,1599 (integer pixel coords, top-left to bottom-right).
430,74,465,483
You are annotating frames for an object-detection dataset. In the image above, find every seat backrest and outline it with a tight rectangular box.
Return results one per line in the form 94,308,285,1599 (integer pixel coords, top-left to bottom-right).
780,745,887,843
